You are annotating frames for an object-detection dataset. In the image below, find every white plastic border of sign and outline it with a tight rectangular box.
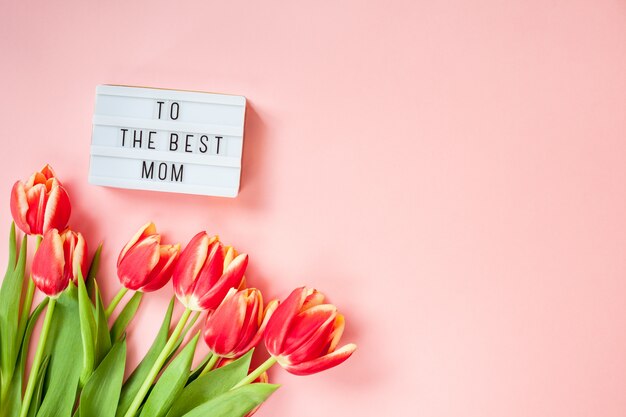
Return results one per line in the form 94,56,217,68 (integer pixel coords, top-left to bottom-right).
88,85,246,197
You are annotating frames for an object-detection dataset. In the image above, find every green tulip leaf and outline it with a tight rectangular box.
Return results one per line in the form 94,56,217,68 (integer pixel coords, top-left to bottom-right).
77,271,97,386
2,373,21,417
86,244,103,302
165,350,254,417
36,286,83,417
5,222,16,273
93,283,112,366
139,333,200,417
1,300,46,417
116,298,175,417
0,226,26,383
187,354,212,384
79,339,126,417
180,384,279,417
110,291,143,343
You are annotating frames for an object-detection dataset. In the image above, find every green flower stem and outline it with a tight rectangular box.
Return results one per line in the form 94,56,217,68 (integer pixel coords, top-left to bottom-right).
19,279,35,328
232,357,277,389
19,297,56,417
122,308,192,417
180,311,201,341
18,235,41,337
104,287,129,318
199,353,220,377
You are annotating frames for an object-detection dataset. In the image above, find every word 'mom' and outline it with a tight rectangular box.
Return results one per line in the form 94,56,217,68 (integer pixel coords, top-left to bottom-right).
89,85,246,197
141,160,183,182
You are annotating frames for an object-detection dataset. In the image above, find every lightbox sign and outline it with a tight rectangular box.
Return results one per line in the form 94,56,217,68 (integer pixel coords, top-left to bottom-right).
88,85,246,197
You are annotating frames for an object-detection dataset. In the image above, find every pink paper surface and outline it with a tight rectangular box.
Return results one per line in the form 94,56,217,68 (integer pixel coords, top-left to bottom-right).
1,1,626,416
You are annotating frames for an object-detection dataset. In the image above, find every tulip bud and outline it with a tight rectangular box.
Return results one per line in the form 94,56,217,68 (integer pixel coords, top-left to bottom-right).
264,287,357,376
10,164,71,235
117,222,180,292
32,228,87,297
173,232,248,311
203,288,279,359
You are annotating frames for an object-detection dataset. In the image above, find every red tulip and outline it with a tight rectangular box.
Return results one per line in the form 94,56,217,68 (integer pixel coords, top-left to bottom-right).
173,232,248,311
203,288,279,359
10,164,71,235
32,228,87,297
264,287,356,376
117,222,180,292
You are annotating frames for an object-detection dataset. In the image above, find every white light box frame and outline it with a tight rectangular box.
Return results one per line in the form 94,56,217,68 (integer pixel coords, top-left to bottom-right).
88,85,246,197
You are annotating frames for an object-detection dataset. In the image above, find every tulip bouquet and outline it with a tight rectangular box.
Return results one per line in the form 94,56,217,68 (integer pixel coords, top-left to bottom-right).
0,165,356,417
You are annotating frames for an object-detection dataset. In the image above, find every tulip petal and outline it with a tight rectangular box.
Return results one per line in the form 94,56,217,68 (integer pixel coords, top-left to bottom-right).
117,235,160,290
40,164,56,180
140,244,180,292
173,232,212,300
10,181,31,234
301,290,326,311
223,246,237,269
281,343,357,376
43,181,71,233
328,314,346,352
230,290,262,355
117,222,157,263
204,289,247,355
262,299,280,327
72,232,87,283
222,253,248,285
25,183,48,235
194,241,225,287
62,229,76,282
265,287,308,355
195,252,247,311
238,276,247,290
282,305,338,362
234,298,279,357
25,171,46,188
32,229,68,296
283,304,336,349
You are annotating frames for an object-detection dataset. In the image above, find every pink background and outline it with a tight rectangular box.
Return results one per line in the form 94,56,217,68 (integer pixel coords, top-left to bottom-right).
1,1,626,416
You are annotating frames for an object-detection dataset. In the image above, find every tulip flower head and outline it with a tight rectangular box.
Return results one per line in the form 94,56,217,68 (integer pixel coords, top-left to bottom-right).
173,232,248,311
32,228,87,297
10,164,71,235
117,222,180,292
203,288,279,359
264,287,357,376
